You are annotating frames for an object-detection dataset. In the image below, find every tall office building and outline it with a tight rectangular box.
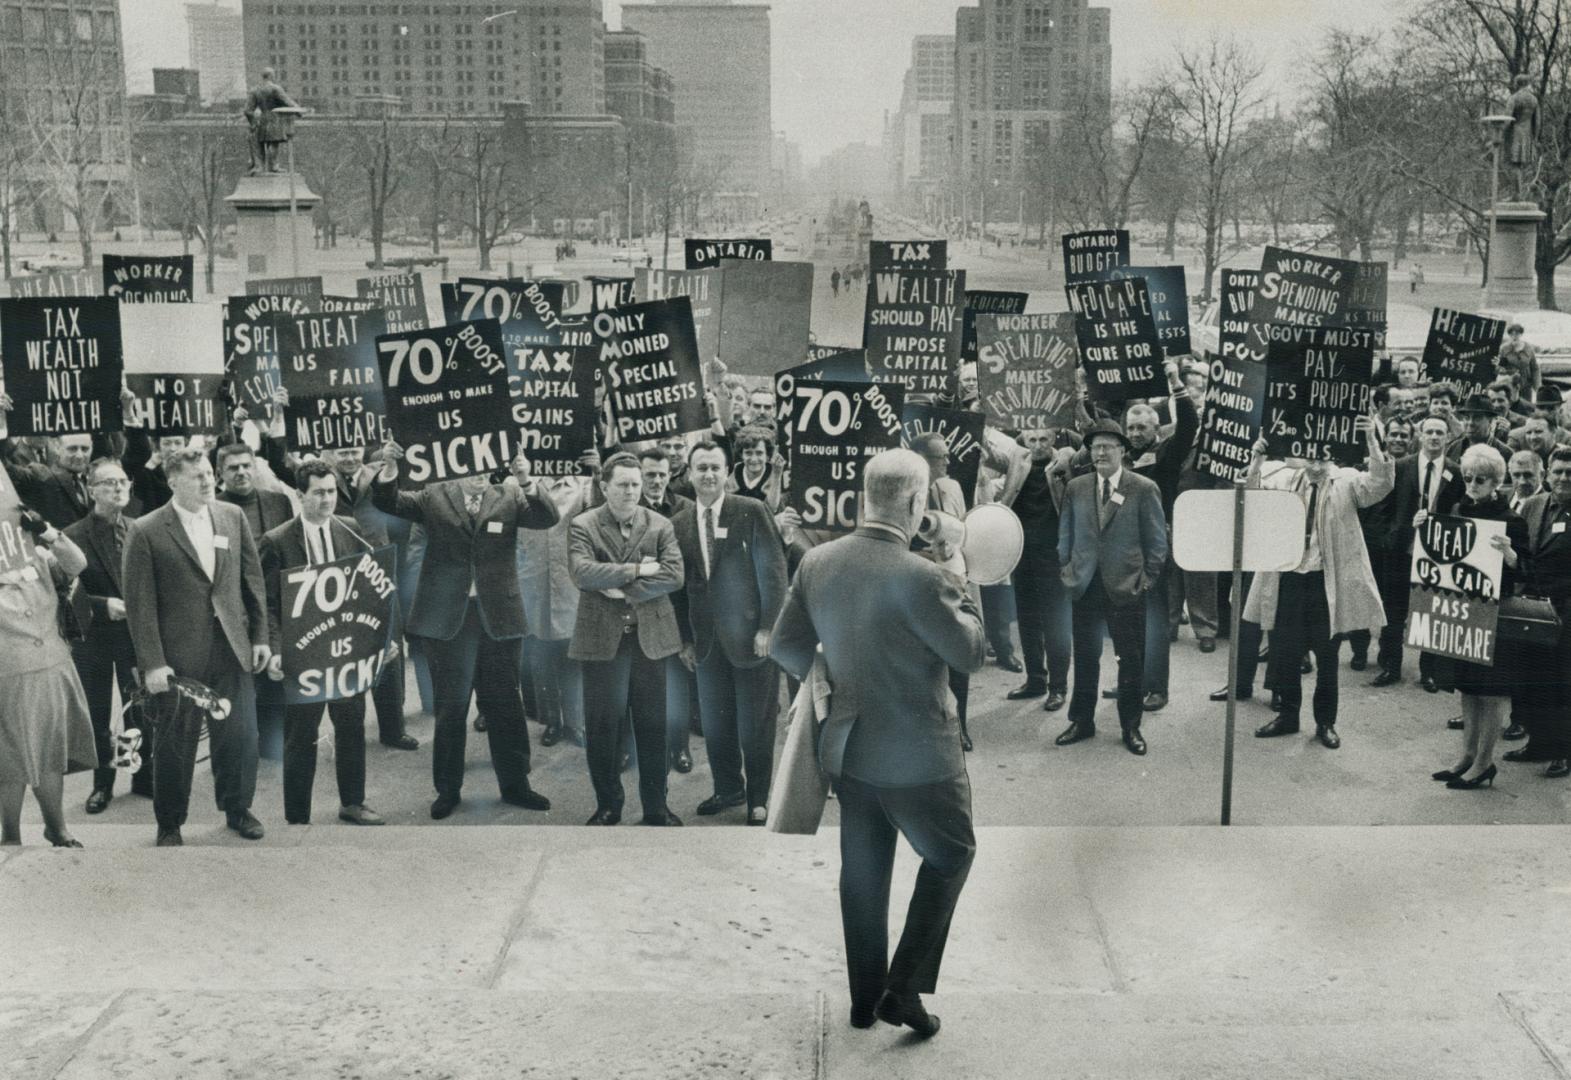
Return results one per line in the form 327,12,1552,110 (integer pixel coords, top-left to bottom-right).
187,3,245,104
240,0,606,117
621,1,771,216
887,34,955,218
604,30,674,124
953,0,1110,217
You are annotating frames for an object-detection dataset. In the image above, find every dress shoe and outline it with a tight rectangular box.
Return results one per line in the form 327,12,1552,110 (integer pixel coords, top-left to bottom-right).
1503,747,1540,763
1054,722,1095,747
1421,675,1439,693
1101,688,1119,699
1349,655,1368,672
1122,728,1147,755
338,805,385,826
1369,669,1401,688
1546,760,1571,779
961,732,973,752
874,990,941,1039
1447,717,1464,730
473,714,488,732
430,794,460,820
1433,759,1473,781
1446,763,1498,789
696,791,746,816
501,787,551,812
671,748,693,773
226,810,265,840
1209,686,1253,702
850,1005,878,1029
996,655,1024,673
1502,723,1527,742
1198,637,1217,654
42,829,83,848
155,827,182,847
585,807,622,826
85,788,111,815
641,810,684,826
540,725,563,748
1042,691,1067,712
381,734,419,751
1315,724,1340,749
747,806,768,827
1255,715,1300,738
1142,692,1167,712
1006,680,1046,700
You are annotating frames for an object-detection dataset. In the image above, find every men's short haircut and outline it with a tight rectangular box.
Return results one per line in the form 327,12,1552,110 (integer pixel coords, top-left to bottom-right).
1460,443,1506,483
1429,385,1456,403
294,458,337,493
87,456,123,482
1509,322,1525,333
1509,449,1543,473
721,374,746,392
1550,447,1571,467
1124,403,1159,428
1373,385,1392,407
1488,379,1517,398
164,447,210,478
862,448,927,516
600,451,642,483
687,439,728,466
732,426,773,455
1417,413,1451,433
1385,417,1413,434
216,442,254,466
637,445,669,466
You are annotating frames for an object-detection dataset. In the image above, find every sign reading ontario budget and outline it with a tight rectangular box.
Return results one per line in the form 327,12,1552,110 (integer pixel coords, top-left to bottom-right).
0,297,123,435
974,312,1078,430
1061,229,1129,285
1405,514,1505,665
591,297,709,442
376,319,515,488
1262,325,1375,466
281,545,398,705
1068,276,1166,401
102,254,193,303
863,268,966,396
684,238,772,269
1196,269,1269,482
276,308,390,451
1422,309,1505,399
869,240,949,272
784,379,905,533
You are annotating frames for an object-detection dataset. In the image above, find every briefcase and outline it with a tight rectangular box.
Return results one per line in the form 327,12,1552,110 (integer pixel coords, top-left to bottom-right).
1497,594,1562,647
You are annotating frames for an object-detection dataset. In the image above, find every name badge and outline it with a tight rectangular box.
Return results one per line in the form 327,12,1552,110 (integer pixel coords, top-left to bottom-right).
1555,522,1567,535
1443,470,1454,482
1133,453,1157,469
213,534,230,550
486,521,504,534
1109,492,1125,506
714,526,729,539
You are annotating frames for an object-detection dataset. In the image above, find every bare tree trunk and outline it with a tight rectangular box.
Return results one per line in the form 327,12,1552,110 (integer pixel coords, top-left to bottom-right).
1163,212,1177,258
1536,212,1557,311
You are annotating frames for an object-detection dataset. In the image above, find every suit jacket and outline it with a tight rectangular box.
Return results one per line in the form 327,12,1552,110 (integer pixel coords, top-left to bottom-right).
670,494,788,667
371,477,560,642
10,462,90,530
1521,492,1571,615
1056,470,1168,604
122,500,268,677
258,515,371,655
218,486,295,537
1376,454,1464,553
63,512,131,636
122,429,173,513
770,526,985,786
567,504,684,662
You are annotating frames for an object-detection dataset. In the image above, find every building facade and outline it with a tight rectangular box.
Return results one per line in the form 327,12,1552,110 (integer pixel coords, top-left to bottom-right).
887,34,955,220
604,30,674,124
187,3,245,104
621,1,771,219
240,0,606,117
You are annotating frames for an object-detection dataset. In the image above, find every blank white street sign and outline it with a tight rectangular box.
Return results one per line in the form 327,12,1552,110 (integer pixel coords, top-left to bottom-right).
1172,489,1307,573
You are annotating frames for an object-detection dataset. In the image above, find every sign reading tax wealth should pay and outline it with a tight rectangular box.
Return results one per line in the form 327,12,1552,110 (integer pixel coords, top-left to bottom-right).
863,268,965,396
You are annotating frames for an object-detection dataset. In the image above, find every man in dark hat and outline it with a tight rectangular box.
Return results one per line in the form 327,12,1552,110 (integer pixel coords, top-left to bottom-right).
1447,393,1512,466
1512,384,1571,454
1497,322,1541,397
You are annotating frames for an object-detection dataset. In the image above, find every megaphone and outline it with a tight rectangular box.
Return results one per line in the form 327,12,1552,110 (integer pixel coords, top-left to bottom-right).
916,504,1025,586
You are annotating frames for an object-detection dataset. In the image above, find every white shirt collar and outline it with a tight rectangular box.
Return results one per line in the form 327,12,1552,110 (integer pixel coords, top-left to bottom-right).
1098,468,1123,492
172,500,212,528
698,491,725,519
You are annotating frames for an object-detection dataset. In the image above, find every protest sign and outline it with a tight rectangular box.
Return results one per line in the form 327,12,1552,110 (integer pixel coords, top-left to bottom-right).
807,343,859,362
869,240,949,271
961,289,1028,365
280,545,399,705
319,295,381,315
442,278,566,358
1067,276,1166,401
507,343,600,477
633,267,723,364
1422,309,1505,399
1111,265,1189,355
6,270,99,299
590,298,709,442
774,353,869,462
244,275,323,302
901,402,986,508
224,293,313,410
376,318,516,487
863,267,966,396
276,308,390,451
103,254,194,303
0,461,35,577
1061,229,1129,284
684,238,772,268
974,311,1078,430
120,303,227,436
1350,261,1388,337
1262,325,1375,465
1195,270,1268,482
1405,514,1505,665
0,297,123,434
717,260,814,377
1250,247,1360,329
588,275,636,312
356,272,429,333
783,379,905,533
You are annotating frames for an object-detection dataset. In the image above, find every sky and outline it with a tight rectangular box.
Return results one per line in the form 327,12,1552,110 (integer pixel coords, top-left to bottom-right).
122,0,1401,164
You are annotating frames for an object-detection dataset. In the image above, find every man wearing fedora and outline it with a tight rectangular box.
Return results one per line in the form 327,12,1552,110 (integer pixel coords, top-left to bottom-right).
1448,393,1513,467
1055,419,1167,756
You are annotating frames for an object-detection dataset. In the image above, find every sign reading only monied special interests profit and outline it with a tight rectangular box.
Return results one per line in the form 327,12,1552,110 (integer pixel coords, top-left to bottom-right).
1196,269,1268,482
591,297,709,443
103,254,193,303
276,308,390,452
1422,309,1506,399
376,319,516,488
281,545,398,705
784,379,905,533
1406,513,1505,665
1262,325,1375,466
974,312,1078,431
863,268,966,396
1067,276,1166,401
0,297,123,435
1061,229,1129,285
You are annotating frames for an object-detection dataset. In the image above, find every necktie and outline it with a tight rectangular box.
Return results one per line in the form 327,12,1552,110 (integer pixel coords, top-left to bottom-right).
1423,460,1435,511
465,491,483,518
703,506,717,579
1304,481,1320,551
1101,478,1111,507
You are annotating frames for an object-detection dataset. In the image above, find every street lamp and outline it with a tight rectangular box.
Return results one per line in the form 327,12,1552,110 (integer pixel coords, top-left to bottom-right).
1480,112,1512,287
275,105,307,275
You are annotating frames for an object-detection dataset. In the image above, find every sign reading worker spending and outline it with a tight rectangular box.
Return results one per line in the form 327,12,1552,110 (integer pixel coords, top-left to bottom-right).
1250,247,1360,329
102,254,193,303
1061,230,1129,285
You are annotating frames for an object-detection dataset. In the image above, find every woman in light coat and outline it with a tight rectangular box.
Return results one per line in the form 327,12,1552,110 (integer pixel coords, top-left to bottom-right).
517,474,593,747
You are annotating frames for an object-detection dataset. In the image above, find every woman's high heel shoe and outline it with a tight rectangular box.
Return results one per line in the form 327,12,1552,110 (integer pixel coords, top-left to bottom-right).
1432,761,1473,781
1446,764,1498,790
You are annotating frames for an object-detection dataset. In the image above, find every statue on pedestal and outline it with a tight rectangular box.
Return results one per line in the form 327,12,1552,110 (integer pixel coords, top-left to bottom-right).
244,68,299,175
1506,73,1539,200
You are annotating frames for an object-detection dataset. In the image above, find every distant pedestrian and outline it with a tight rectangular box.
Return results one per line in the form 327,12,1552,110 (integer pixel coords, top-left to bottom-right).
831,268,841,296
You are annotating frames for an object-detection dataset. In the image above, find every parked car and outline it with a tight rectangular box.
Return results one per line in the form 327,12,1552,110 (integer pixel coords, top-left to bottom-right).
18,252,79,272
611,248,650,265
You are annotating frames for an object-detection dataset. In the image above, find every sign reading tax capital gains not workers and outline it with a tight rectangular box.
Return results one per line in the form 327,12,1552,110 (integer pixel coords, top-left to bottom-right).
863,268,965,396
1422,309,1505,399
506,343,599,477
974,311,1078,431
1405,513,1505,665
784,378,905,533
1067,276,1166,402
0,297,123,435
103,254,193,303
276,308,390,452
1061,229,1129,284
590,297,708,442
281,545,399,705
1262,325,1374,466
376,318,516,488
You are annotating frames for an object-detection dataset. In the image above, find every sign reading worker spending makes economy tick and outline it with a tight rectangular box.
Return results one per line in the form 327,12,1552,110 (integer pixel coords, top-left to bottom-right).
506,344,600,477
1110,266,1189,356
0,297,123,435
683,238,772,269
356,273,428,334
1061,229,1129,285
102,254,193,303
961,289,1028,365
869,240,949,272
1196,270,1268,483
376,318,516,488
591,297,709,442
225,293,313,410
1405,513,1505,666
863,268,966,396
901,402,986,510
276,308,390,452
1250,246,1360,329
1422,309,1506,399
281,545,399,706
1262,325,1374,466
1067,276,1166,402
784,379,905,534
974,311,1078,431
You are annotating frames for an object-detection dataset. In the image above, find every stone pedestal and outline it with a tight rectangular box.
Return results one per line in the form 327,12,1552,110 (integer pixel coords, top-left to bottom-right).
225,172,320,281
1484,201,1545,311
